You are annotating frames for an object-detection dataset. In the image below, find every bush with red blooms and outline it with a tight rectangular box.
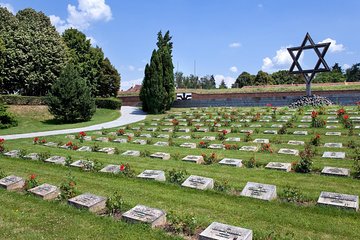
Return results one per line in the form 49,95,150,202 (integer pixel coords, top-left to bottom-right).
244,132,253,142
172,119,179,126
0,138,5,153
341,114,353,129
24,174,39,190
260,143,273,153
311,111,326,128
119,163,135,177
198,141,209,148
310,134,321,146
337,108,346,118
216,129,228,141
117,129,125,136
202,152,218,165
224,144,238,150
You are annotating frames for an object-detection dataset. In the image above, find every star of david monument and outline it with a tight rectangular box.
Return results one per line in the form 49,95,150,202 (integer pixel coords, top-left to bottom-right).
287,33,331,96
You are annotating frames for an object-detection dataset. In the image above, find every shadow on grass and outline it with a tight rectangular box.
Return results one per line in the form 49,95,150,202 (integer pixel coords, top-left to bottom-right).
41,118,88,126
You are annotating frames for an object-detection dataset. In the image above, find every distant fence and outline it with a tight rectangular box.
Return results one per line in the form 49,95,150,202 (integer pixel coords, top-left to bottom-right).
118,89,360,107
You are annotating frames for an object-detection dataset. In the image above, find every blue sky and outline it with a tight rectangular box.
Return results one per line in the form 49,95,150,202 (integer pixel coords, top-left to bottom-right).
1,0,359,89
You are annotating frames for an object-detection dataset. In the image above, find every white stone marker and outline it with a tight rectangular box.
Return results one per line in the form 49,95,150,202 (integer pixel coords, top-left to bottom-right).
0,175,25,190
199,222,253,240
287,140,305,146
321,167,350,177
95,137,109,142
122,150,141,157
202,136,216,141
24,153,39,160
325,132,341,136
324,143,343,148
150,152,170,160
322,152,345,159
253,139,269,144
3,150,20,158
70,160,93,168
137,170,166,181
278,148,299,156
264,130,277,135
45,156,66,165
122,205,166,228
219,158,242,167
177,135,191,139
68,193,107,213
157,134,170,139
240,182,277,201
239,146,258,152
181,175,214,190
180,142,197,149
28,183,60,200
133,139,147,145
317,192,358,211
43,142,58,147
182,155,204,164
100,164,121,174
265,162,292,172
76,146,92,152
225,137,241,142
208,144,224,149
153,141,169,147
97,147,115,154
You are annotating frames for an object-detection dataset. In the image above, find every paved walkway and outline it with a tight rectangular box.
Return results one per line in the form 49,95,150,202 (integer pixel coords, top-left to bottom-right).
1,106,147,140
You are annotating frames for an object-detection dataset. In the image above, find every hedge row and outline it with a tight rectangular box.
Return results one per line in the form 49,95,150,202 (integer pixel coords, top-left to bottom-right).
0,95,122,110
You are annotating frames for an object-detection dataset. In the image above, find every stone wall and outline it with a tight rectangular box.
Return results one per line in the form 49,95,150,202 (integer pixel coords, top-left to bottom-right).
119,90,360,107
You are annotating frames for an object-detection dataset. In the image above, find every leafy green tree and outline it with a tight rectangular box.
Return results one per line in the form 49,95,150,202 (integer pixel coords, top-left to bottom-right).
254,70,273,85
97,58,121,97
200,75,216,89
47,63,95,122
219,79,227,89
271,70,303,85
346,63,360,82
0,100,18,129
175,71,184,88
0,8,67,95
232,71,254,88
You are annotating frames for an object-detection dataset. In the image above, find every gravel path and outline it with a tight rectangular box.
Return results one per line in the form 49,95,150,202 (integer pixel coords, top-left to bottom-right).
1,106,146,140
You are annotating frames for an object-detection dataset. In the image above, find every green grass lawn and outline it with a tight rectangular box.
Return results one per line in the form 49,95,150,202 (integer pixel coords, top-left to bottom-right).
0,106,120,135
1,105,360,239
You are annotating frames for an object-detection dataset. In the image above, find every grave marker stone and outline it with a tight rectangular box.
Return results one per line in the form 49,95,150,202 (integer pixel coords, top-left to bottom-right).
0,175,25,190
137,170,166,181
239,146,258,152
122,205,166,228
265,162,292,172
45,156,66,165
3,150,20,158
317,192,358,211
322,152,345,159
240,182,277,201
182,155,204,164
324,143,343,148
28,183,60,200
98,147,115,154
181,175,214,190
150,152,171,160
24,153,39,160
278,148,299,156
122,150,140,157
321,167,350,177
68,193,107,213
199,222,253,240
100,164,120,174
219,158,242,167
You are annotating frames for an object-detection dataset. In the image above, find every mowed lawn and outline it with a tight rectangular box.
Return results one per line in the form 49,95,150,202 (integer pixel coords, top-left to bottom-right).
1,106,360,239
0,105,120,135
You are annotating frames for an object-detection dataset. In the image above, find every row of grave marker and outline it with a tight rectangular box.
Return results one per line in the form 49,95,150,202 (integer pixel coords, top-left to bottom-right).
2,150,357,206
0,174,253,240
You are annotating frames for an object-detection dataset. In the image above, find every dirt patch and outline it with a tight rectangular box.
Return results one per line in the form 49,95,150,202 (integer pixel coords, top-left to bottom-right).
8,105,53,121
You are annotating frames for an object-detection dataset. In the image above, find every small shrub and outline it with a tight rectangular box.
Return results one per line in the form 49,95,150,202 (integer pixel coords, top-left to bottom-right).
311,111,326,128
244,156,257,168
119,163,135,178
167,169,188,185
106,191,128,215
95,97,122,110
310,134,321,146
260,143,273,153
347,140,358,149
38,152,51,162
214,179,230,192
0,102,18,129
166,211,200,236
0,138,5,153
140,150,150,157
202,152,218,165
59,172,77,200
65,156,72,167
24,174,39,190
280,186,305,203
278,125,287,134
0,168,5,178
293,144,314,173
244,132,253,142
198,141,209,148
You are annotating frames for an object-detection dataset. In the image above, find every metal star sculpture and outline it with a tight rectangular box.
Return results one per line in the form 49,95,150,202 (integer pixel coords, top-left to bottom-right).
287,33,331,96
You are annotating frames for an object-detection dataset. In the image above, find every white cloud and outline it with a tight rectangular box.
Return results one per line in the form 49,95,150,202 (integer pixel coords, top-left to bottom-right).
0,2,14,14
229,42,241,48
342,63,350,70
128,65,135,71
229,66,238,73
86,36,97,45
121,78,142,91
50,0,112,33
319,38,345,53
214,75,235,88
261,46,301,72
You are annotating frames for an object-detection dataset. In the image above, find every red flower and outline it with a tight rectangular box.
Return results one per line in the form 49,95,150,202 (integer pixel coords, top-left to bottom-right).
79,131,86,137
316,134,321,139
311,111,318,118
0,138,4,144
72,145,79,150
30,174,36,180
41,139,46,143
222,130,228,135
199,141,205,145
343,115,349,120
33,137,39,143
120,164,125,171
66,141,73,146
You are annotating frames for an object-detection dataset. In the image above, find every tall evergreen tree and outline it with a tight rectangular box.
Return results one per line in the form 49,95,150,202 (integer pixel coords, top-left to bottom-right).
219,79,227,89
140,31,174,114
346,63,360,82
157,31,175,110
47,63,95,122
